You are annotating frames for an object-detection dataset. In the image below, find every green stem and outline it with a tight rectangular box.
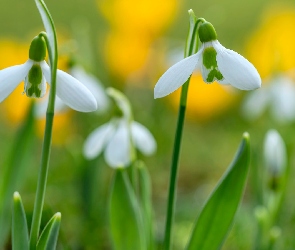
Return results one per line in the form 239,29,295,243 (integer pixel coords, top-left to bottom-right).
163,17,204,250
29,31,57,250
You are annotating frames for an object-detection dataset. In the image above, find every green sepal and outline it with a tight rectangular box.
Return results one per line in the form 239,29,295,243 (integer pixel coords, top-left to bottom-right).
198,21,217,43
12,192,29,250
29,35,46,62
109,169,146,250
36,213,61,250
186,132,250,250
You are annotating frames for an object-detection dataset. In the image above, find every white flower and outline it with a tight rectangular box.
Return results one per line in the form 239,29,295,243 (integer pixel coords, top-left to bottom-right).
264,129,286,176
154,22,261,98
0,35,97,112
83,118,156,168
83,88,156,168
242,75,295,123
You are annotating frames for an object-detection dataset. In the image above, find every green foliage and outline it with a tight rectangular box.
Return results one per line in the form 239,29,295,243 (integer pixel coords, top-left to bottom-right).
186,132,250,250
109,169,146,250
137,162,154,250
0,103,35,248
36,213,61,250
12,192,29,250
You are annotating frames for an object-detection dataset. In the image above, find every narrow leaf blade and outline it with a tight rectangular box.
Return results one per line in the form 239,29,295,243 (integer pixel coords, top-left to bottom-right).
137,161,154,250
36,212,61,250
109,169,146,250
186,132,251,250
0,104,35,248
12,192,29,250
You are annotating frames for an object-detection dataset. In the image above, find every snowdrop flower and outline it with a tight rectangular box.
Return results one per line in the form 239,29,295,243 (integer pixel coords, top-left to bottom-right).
264,129,286,176
154,21,261,98
83,88,156,168
242,75,295,123
34,65,110,117
0,34,97,112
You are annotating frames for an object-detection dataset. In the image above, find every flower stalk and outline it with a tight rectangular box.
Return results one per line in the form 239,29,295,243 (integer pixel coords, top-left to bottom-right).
163,12,203,250
29,28,58,250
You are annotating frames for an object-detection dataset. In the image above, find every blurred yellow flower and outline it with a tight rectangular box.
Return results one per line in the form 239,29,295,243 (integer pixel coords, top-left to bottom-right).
105,31,151,79
246,6,295,79
169,74,236,122
99,0,177,35
36,111,73,145
97,0,178,80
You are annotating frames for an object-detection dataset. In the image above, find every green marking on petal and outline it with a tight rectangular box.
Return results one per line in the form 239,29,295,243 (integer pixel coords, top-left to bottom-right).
203,47,224,83
26,64,43,98
206,69,223,82
203,47,218,69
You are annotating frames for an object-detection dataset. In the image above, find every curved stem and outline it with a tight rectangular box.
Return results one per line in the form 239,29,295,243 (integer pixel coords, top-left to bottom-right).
29,31,58,249
163,17,203,250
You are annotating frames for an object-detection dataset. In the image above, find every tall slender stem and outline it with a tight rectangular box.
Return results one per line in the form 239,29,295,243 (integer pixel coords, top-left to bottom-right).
29,32,57,249
163,16,203,250
29,112,54,250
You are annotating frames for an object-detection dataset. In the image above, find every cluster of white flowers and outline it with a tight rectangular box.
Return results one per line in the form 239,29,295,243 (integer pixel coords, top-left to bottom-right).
0,18,264,169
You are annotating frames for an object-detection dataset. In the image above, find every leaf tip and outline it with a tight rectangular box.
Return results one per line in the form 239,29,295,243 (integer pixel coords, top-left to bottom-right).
13,191,21,201
54,212,61,221
243,132,250,141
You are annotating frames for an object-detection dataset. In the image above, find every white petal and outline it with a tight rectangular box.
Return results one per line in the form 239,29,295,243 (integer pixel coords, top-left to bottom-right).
41,62,97,112
70,66,109,112
154,51,201,98
264,129,286,175
213,41,261,90
131,121,156,155
104,120,131,168
83,122,116,160
270,77,295,123
0,60,33,102
241,87,270,120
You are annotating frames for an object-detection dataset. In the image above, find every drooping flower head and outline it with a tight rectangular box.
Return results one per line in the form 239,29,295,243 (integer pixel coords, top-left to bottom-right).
154,19,261,98
83,88,156,168
0,33,97,112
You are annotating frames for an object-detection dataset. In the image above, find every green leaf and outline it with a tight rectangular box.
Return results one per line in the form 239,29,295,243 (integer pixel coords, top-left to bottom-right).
12,192,29,250
186,132,251,250
34,0,57,65
36,213,61,250
137,162,154,250
0,103,35,247
109,169,146,250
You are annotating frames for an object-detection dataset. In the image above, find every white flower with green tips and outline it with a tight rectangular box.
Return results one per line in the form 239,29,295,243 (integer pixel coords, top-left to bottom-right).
154,21,261,98
0,34,97,112
83,88,156,168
